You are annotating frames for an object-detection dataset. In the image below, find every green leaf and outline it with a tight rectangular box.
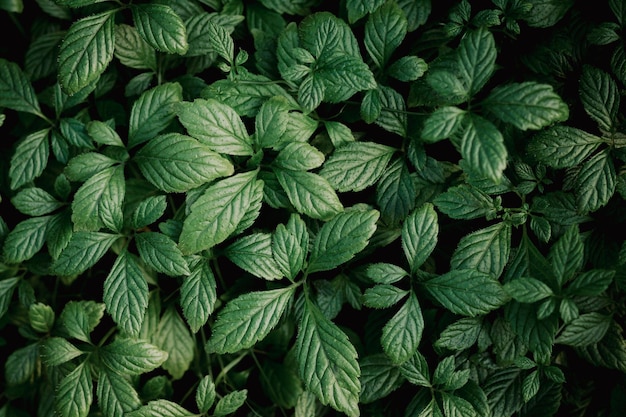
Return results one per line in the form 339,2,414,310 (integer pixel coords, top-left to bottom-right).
505,301,558,359
345,0,385,23
97,368,142,417
0,58,43,116
556,312,612,346
272,214,309,280
181,261,217,333
202,19,234,63
255,96,291,149
441,392,478,417
127,400,196,417
40,337,84,366
435,317,483,351
579,65,620,132
320,142,395,192
179,171,262,254
359,354,404,404
433,184,497,220
177,98,253,156
364,1,407,69
186,12,243,57
363,284,408,308
196,375,215,413
224,233,283,280
206,286,296,353
388,55,428,81
2,215,52,263
307,209,380,273
29,302,55,332
213,390,248,417
365,262,408,284
260,360,304,409
503,277,554,303
299,12,361,59
424,269,509,316
457,27,497,96
523,0,574,28
402,203,438,274
381,291,424,364
71,165,125,232
483,367,523,417
376,157,416,226
421,106,466,143
295,298,360,417
128,83,183,148
114,23,157,71
399,351,431,387
136,232,190,276
397,0,431,31
58,300,105,343
9,128,50,190
154,307,194,380
65,152,118,182
56,362,93,417
87,120,124,148
100,338,168,375
131,4,188,55
451,222,511,278
375,85,407,137
547,225,583,287
577,322,626,372
522,370,540,402
274,142,326,171
51,232,120,277
58,11,115,95
528,126,603,169
566,269,614,296
132,195,167,229
0,278,19,320
103,249,149,338
575,148,616,213
459,114,507,182
274,168,343,220
483,82,569,130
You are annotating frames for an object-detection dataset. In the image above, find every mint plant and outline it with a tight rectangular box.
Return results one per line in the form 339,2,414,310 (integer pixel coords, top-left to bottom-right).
1,0,625,416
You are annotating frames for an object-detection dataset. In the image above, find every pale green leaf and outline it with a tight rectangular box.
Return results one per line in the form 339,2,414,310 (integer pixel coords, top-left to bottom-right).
58,11,115,95
424,269,509,316
376,157,416,226
206,286,296,353
375,85,407,137
274,168,343,221
295,298,360,417
40,337,84,366
203,19,234,63
131,4,188,55
2,215,52,263
136,232,190,276
255,96,291,149
103,249,149,337
324,120,355,147
274,142,325,171
29,302,55,332
97,368,142,417
154,307,194,380
225,233,283,280
381,291,424,364
556,312,612,346
575,149,616,213
402,203,438,274
528,126,603,169
388,55,428,81
451,222,511,278
0,58,42,116
87,120,124,148
4,343,38,386
176,98,253,156
298,73,325,113
127,400,197,417
365,263,408,285
433,184,498,221
9,128,50,190
272,213,309,280
435,317,483,351
359,354,404,404
320,142,395,192
128,83,183,148
56,362,93,417
132,195,168,229
363,284,408,309
64,152,118,182
460,114,507,182
185,12,243,57
483,82,569,130
196,375,216,413
100,338,168,375
504,277,554,303
421,106,466,143
179,171,262,254
307,209,380,273
51,232,120,277
364,1,407,69
114,23,157,71
361,88,382,123
213,390,248,417
181,261,217,333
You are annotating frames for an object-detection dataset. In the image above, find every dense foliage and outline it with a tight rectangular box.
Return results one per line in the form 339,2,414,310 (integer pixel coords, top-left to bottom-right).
1,0,626,416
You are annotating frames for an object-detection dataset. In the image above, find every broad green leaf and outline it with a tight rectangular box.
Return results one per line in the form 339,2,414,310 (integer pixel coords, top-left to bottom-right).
213,390,248,417
555,312,612,346
47,210,74,260
459,114,507,182
483,82,569,130
381,291,424,364
0,58,43,116
132,195,168,229
181,261,217,333
504,277,554,303
363,284,408,308
547,225,583,287
136,232,190,276
361,88,382,123
135,133,233,193
359,354,404,404
523,0,574,28
58,11,115,95
40,337,84,366
364,1,407,69
29,302,55,332
433,184,497,220
255,96,291,149
274,142,325,171
202,19,234,63
435,317,483,351
206,286,296,353
298,73,325,112
528,126,603,169
376,157,416,226
64,152,118,182
56,362,93,417
114,23,157,71
451,222,511,278
505,301,558,359
375,85,407,137
85,121,123,149
71,165,125,232
365,263,408,285
58,300,105,343
399,351,431,387
307,209,379,273
185,12,243,57
9,128,50,190
421,106,466,143
128,83,184,148
314,54,376,104
97,368,142,417
225,233,283,280
274,168,343,220
179,171,262,254
272,213,309,280
402,203,438,274
320,142,395,192
424,269,509,316
196,375,216,413
51,232,120,277
127,400,196,417
483,367,523,417
4,343,38,387
100,338,168,375
0,278,19,320
2,215,52,263
441,392,478,417
177,98,253,156
299,12,361,60
103,249,149,337
325,121,355,147
397,0,431,31
566,269,615,296
388,55,428,81
295,298,360,417
131,4,188,55
155,307,194,380
577,322,626,372
457,27,496,96
522,370,540,402
575,148,616,213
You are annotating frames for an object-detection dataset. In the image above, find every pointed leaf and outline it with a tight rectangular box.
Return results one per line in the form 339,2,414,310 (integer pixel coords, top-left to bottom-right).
359,354,404,404
575,148,616,213
435,317,483,351
451,222,511,278
130,4,188,54
128,83,183,148
381,291,424,364
56,362,93,417
503,277,554,303
213,390,248,417
181,261,217,333
274,142,326,171
421,106,466,143
272,214,309,280
154,307,194,380
528,126,603,169
114,23,157,70
127,400,196,417
2,215,52,263
97,368,142,417
402,203,438,274
0,58,42,116
225,233,283,280
196,375,216,413
433,184,497,220
556,312,612,346
457,27,497,96
100,338,168,375
364,1,407,68
580,65,619,132
136,232,190,276
9,128,50,190
547,225,583,287
460,114,507,182
52,232,120,276
41,337,84,366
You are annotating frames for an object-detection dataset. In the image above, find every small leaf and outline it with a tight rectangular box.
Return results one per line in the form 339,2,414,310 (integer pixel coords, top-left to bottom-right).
381,292,424,364
365,263,408,284
421,106,466,143
100,338,168,375
272,214,309,280
359,354,404,404
522,370,540,402
402,203,438,274
97,368,142,417
128,83,183,148
504,277,554,303
399,351,431,387
566,269,615,296
71,165,124,232
575,149,616,213
181,261,217,333
224,233,283,280
460,114,507,182
87,120,124,148
29,302,55,332
132,195,168,229
58,300,105,343
388,55,428,81
433,184,497,220
9,128,50,190
2,215,52,264
213,390,248,417
114,23,157,71
196,375,216,413
154,307,194,380
547,225,583,287
52,232,120,277
376,157,416,226
127,400,197,417
457,27,497,96
364,1,407,69
363,284,408,309
435,317,483,351
274,142,326,171
130,4,188,55
136,232,190,276
0,58,42,116
451,222,511,278
56,362,93,417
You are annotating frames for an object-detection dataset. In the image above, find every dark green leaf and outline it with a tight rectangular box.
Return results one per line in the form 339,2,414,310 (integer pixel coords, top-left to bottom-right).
359,354,404,404
56,362,93,417
9,128,50,190
435,317,483,351
128,83,183,148
402,203,438,274
154,307,194,380
114,24,157,71
0,58,43,116
381,291,424,364
51,232,120,277
451,222,511,278
100,338,168,375
131,4,188,55
136,232,190,276
556,312,612,346
71,165,124,232
528,126,603,169
579,65,619,132
181,261,217,333
364,1,407,69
